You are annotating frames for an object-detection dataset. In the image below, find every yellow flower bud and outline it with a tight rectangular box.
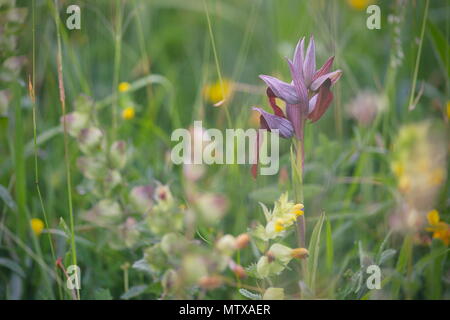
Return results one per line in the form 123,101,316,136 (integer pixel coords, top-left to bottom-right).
122,107,135,120
291,203,304,216
30,218,44,236
291,248,309,259
118,82,130,92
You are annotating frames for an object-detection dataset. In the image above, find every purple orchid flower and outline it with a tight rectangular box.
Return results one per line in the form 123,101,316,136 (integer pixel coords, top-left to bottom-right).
252,36,342,178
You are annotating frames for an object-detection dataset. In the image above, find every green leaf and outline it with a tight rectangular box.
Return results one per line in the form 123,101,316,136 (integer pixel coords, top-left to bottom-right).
239,288,262,300
0,184,16,211
427,20,450,79
325,217,333,273
0,258,25,278
379,249,396,266
59,217,71,242
391,234,413,298
307,212,325,294
120,285,148,300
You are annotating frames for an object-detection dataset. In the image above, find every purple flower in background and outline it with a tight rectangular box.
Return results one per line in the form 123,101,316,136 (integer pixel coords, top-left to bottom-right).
252,36,342,178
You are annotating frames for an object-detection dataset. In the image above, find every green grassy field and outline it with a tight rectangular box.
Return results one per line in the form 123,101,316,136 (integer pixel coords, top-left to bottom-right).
0,0,448,300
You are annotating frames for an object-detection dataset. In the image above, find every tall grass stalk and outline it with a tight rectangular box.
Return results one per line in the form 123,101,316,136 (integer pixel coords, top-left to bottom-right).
52,0,79,300
11,82,27,242
31,0,61,299
112,0,123,138
408,0,429,111
202,0,232,127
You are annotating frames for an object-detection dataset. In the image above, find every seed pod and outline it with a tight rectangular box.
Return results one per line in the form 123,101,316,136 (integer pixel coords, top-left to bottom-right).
235,233,250,249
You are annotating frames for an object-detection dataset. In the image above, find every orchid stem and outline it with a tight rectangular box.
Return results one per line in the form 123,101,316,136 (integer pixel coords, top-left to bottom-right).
292,140,305,248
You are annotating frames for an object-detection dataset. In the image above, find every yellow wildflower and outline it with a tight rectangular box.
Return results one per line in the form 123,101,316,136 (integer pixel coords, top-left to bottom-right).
427,210,440,225
347,0,373,10
118,82,130,93
426,210,450,246
447,101,450,120
203,79,233,105
122,107,135,120
30,218,44,236
391,161,404,178
274,219,285,233
291,203,304,216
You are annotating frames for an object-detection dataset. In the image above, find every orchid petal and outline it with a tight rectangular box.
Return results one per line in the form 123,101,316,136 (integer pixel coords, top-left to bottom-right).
287,59,308,106
313,56,334,82
259,75,299,104
292,37,305,77
266,87,286,118
310,70,342,91
308,78,333,123
303,36,316,86
308,94,318,114
252,107,294,139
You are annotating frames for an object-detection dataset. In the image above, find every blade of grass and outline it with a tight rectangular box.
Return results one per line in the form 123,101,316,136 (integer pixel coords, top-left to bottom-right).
11,82,27,242
325,217,333,274
31,0,62,299
306,212,325,296
391,234,413,299
202,0,232,127
52,0,79,300
408,0,429,111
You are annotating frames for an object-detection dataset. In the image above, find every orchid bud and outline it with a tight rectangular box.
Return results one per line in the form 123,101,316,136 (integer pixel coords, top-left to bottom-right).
60,112,88,137
78,127,103,154
110,140,127,169
235,233,250,249
216,234,236,255
129,185,154,214
263,287,284,300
